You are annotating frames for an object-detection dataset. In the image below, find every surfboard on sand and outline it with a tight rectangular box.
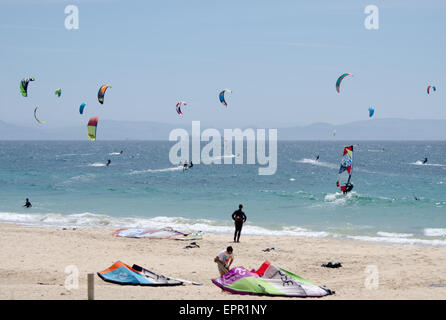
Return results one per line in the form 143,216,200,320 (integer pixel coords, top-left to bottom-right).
214,257,229,274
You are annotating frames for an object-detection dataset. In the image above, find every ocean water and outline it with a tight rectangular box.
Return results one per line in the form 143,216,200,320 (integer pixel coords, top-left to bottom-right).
0,140,446,246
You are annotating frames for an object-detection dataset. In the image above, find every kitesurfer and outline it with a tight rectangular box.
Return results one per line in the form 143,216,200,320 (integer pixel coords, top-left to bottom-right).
343,183,353,195
183,161,188,171
106,159,111,166
23,198,32,208
316,155,320,161
189,161,193,168
232,204,247,243
120,150,123,154
423,158,428,164
215,246,234,276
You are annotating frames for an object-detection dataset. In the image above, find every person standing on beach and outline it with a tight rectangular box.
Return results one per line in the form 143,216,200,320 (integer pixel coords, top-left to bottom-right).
23,198,32,208
232,204,247,243
215,246,234,276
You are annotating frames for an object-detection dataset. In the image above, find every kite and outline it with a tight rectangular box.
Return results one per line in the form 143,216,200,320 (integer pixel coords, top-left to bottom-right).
33,106,45,124
427,85,436,95
113,227,203,240
20,77,35,97
176,101,187,115
79,103,86,114
87,116,99,141
55,88,62,97
335,73,352,93
368,107,375,118
219,89,232,107
336,145,354,193
212,261,332,297
98,85,111,104
98,261,183,286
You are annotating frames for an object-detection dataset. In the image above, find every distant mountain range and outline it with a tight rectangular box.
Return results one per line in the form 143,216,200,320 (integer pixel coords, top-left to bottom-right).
0,118,445,140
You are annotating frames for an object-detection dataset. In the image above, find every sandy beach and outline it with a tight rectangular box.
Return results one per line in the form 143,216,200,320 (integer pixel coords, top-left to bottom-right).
1,223,445,300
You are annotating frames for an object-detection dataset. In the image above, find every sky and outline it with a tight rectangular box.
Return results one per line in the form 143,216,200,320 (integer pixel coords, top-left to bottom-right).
0,0,445,129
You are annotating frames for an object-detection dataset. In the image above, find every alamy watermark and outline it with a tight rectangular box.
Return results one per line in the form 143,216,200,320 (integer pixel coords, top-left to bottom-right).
364,5,379,30
169,121,277,175
65,5,79,30
364,264,379,290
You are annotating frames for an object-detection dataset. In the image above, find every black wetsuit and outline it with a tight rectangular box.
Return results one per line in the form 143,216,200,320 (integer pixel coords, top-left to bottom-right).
24,200,32,208
189,161,193,168
106,160,111,166
316,155,319,161
423,158,428,164
232,209,247,242
343,183,353,194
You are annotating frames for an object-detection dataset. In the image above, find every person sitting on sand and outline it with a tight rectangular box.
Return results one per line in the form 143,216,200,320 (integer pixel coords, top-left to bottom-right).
232,204,247,243
23,198,32,208
215,246,234,276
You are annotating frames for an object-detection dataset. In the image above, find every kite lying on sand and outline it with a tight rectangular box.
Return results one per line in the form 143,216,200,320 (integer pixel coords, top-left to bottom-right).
113,227,203,240
212,260,333,297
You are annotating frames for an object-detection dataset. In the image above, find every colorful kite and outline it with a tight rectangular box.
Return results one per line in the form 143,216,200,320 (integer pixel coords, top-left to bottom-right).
219,89,232,107
212,261,332,297
98,261,183,286
336,145,354,193
335,73,352,93
20,77,35,97
176,101,187,115
79,103,86,114
33,106,45,124
98,85,111,104
427,85,436,95
87,116,99,141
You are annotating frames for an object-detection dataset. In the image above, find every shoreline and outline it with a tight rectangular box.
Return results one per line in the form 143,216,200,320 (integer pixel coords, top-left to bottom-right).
1,222,446,299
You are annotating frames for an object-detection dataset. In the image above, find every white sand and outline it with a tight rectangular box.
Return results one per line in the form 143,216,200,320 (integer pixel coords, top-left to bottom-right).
1,223,445,300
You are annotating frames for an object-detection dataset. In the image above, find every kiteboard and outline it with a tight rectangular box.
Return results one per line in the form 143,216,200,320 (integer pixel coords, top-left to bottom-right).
214,257,229,274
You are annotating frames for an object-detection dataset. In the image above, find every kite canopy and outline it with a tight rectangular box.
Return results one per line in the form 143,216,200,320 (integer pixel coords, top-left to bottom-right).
212,261,332,297
33,106,45,124
55,88,62,97
97,85,111,104
336,145,353,192
98,261,183,286
219,89,232,107
427,85,436,94
335,73,352,93
87,116,99,141
79,103,86,114
368,107,375,118
113,227,203,240
176,101,187,115
20,77,35,97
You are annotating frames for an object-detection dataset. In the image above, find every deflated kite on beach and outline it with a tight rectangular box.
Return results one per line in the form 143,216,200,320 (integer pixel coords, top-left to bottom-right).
113,227,203,240
212,261,332,297
98,261,183,286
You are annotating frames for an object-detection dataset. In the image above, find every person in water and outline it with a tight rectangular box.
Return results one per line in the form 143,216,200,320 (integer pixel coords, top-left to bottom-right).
423,157,428,164
343,183,354,195
106,159,111,166
232,204,247,243
189,161,193,168
23,198,32,208
215,246,234,276
120,150,123,154
316,155,320,161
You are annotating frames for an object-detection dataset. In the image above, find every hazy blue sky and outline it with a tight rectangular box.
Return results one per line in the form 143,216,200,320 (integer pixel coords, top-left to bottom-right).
0,0,445,129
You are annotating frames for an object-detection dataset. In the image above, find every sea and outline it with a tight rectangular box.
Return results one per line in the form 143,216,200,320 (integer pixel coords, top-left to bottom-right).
0,140,445,247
